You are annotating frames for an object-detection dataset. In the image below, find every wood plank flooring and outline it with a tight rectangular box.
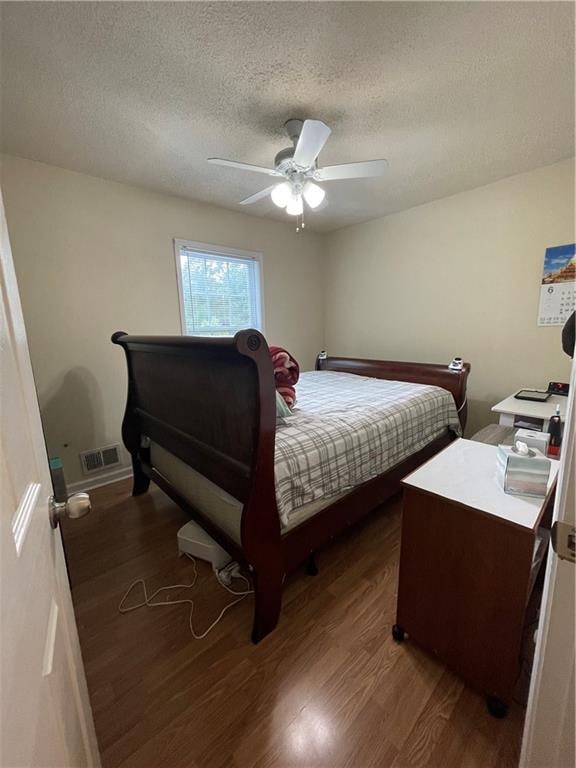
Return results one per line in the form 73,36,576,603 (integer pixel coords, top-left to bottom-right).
63,479,525,768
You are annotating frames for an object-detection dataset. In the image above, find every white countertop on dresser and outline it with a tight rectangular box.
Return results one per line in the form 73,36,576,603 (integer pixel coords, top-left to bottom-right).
402,438,559,530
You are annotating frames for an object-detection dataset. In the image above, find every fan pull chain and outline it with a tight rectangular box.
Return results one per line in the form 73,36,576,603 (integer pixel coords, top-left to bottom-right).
296,210,306,233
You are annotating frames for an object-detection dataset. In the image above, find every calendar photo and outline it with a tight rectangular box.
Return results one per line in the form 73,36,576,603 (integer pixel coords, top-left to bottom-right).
538,243,576,326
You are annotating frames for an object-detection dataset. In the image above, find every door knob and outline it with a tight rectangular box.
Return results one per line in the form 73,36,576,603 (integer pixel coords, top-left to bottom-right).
50,492,91,529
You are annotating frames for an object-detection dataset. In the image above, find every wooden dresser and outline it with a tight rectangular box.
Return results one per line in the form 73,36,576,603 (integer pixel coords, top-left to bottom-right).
394,438,559,717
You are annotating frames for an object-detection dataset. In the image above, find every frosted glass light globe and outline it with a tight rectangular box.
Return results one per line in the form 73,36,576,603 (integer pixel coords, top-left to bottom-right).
286,194,304,216
303,182,325,209
271,182,291,208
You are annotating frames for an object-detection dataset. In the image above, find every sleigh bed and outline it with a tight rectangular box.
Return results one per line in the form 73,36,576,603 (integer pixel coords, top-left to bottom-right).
112,330,470,643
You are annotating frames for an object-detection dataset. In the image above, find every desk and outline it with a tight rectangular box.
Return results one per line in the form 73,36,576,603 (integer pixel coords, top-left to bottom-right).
492,392,567,432
394,439,558,717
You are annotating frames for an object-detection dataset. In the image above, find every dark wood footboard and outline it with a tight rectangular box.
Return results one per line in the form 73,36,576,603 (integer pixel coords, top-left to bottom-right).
112,330,470,644
112,329,285,642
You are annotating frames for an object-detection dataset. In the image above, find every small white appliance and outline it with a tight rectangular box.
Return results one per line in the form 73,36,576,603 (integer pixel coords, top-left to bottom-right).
514,428,551,456
177,520,231,570
448,357,464,371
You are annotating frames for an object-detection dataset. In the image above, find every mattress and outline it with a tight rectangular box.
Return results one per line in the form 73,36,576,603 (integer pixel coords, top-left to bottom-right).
149,370,460,541
150,442,343,545
274,370,460,527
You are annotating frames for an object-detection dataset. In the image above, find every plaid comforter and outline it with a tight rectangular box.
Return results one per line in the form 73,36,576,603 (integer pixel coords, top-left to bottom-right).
274,370,460,527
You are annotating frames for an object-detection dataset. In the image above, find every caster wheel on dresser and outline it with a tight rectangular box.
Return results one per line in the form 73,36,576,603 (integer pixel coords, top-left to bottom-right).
486,696,508,719
392,624,405,642
305,553,318,576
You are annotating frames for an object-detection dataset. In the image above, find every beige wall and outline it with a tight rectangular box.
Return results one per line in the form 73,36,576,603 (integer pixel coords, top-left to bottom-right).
3,154,574,487
324,159,574,436
1,156,325,484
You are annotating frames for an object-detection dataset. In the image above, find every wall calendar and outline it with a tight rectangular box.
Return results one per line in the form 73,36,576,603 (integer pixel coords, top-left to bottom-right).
538,243,576,326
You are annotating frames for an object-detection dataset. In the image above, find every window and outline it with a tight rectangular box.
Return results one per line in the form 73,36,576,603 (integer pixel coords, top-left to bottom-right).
174,240,263,337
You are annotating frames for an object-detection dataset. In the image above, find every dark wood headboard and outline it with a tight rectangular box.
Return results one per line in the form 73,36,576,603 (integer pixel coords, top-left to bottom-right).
316,353,470,430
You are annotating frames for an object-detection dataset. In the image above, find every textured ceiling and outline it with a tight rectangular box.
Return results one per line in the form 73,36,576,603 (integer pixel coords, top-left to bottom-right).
1,2,574,232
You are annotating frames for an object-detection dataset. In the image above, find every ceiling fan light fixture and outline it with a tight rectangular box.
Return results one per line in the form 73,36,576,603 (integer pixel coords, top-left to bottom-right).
208,118,388,221
303,181,325,209
286,194,304,216
270,182,291,208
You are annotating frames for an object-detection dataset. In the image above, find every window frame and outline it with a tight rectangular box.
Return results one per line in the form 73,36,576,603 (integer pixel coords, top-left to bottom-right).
173,238,265,337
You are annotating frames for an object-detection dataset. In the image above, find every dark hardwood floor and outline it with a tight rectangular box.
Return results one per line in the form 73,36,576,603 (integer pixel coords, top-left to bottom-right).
63,479,525,768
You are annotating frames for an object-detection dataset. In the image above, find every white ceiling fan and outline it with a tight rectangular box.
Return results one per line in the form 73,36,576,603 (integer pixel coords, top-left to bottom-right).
207,119,387,222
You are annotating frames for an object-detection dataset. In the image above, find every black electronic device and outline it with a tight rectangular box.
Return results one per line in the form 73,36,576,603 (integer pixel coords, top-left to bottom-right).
514,390,551,403
547,381,569,396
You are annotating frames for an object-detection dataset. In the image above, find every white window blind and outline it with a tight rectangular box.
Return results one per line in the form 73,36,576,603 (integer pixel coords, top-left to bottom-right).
175,241,263,336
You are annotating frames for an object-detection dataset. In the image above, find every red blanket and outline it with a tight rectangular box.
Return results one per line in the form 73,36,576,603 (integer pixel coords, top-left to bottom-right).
269,346,300,408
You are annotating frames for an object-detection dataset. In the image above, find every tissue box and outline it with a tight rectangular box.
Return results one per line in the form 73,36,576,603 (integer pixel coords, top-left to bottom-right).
514,428,550,456
497,444,551,498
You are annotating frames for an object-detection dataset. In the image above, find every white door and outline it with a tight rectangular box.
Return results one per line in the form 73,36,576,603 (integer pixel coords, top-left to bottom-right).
520,358,575,768
0,191,100,767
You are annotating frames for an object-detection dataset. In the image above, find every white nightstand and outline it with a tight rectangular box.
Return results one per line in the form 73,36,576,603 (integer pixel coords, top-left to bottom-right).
492,391,567,432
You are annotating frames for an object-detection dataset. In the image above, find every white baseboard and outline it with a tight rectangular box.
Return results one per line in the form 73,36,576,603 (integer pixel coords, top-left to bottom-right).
67,466,133,494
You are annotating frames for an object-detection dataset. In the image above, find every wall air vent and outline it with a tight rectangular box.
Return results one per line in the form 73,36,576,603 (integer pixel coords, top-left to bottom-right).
80,444,121,475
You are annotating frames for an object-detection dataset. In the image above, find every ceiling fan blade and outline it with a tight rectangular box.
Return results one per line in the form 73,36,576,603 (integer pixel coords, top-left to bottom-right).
316,159,388,181
207,158,281,176
293,120,331,169
238,186,276,205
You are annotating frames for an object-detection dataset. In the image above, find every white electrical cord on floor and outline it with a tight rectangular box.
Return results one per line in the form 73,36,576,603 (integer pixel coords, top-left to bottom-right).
118,555,252,640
